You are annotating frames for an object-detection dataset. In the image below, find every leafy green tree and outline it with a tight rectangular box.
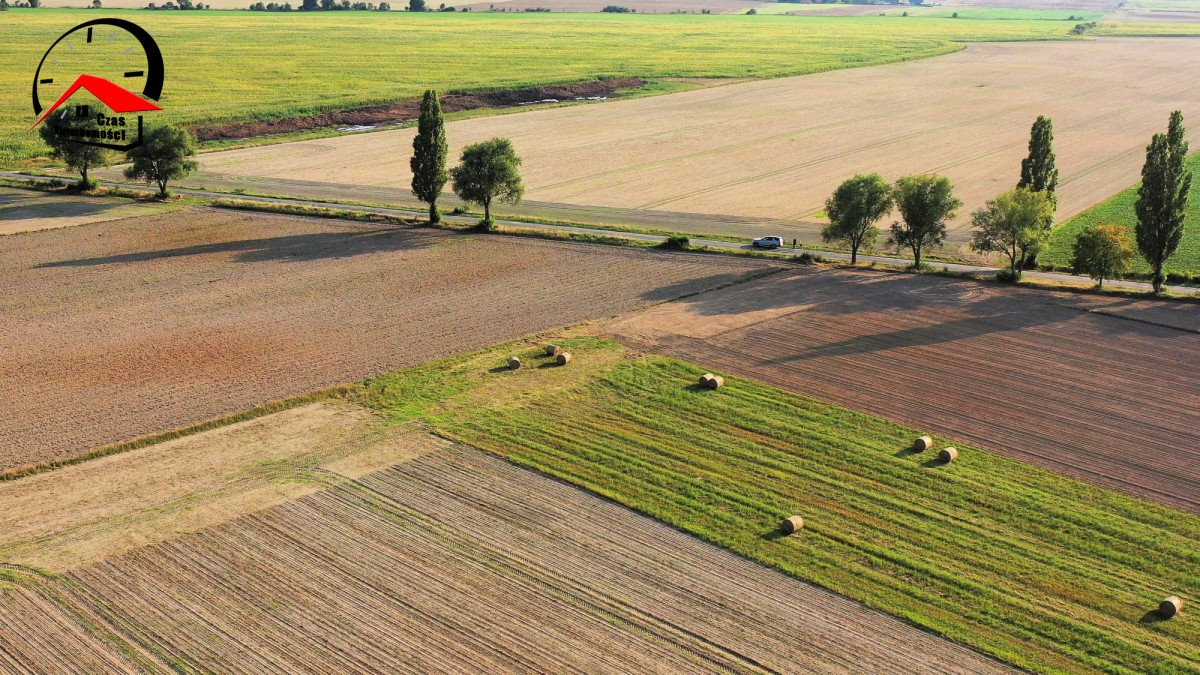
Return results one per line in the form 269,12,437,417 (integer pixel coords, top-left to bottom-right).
1018,115,1059,203
451,138,523,229
822,173,891,264
1016,115,1059,268
407,0,424,9
38,112,110,189
410,90,449,224
1135,110,1192,293
1072,224,1134,288
889,174,960,269
969,187,1054,281
123,124,199,198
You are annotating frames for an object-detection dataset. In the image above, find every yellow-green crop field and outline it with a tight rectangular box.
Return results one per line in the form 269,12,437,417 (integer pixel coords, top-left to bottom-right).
4,8,1195,164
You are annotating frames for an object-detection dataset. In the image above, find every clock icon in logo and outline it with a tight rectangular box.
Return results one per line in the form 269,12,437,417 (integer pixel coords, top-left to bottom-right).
31,18,165,150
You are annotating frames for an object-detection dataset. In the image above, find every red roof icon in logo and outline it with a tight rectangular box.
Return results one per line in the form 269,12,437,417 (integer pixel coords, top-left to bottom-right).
30,73,161,131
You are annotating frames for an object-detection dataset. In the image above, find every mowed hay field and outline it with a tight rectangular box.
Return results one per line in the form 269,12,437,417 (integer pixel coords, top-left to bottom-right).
194,38,1200,245
0,204,769,473
608,267,1200,513
351,336,1200,673
0,9,1111,164
0,435,1009,673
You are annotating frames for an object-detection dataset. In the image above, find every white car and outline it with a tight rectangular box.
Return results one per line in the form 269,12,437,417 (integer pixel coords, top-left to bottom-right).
752,235,784,249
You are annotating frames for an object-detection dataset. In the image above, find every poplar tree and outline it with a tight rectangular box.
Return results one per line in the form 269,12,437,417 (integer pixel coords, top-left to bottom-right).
411,90,449,224
1018,115,1059,204
1135,110,1191,294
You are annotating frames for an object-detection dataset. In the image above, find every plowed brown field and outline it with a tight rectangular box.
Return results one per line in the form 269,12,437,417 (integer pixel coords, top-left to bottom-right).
1,444,1011,673
609,267,1200,512
0,206,769,473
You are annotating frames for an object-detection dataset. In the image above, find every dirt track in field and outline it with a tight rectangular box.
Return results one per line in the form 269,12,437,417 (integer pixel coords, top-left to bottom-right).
1,443,1010,673
608,268,1200,513
0,207,769,473
188,39,1200,246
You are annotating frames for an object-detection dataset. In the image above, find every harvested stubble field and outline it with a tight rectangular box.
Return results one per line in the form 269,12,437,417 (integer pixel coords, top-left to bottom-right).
352,336,1200,673
0,204,769,473
608,267,1200,513
192,38,1200,247
2,9,1113,165
0,401,426,572
0,439,1009,673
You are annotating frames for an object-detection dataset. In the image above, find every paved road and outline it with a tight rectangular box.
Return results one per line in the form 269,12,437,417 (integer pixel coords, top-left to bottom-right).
4,171,1196,297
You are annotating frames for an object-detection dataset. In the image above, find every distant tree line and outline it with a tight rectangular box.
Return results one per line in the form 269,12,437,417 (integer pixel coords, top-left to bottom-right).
821,111,1191,293
249,0,391,10
408,0,469,10
146,0,209,9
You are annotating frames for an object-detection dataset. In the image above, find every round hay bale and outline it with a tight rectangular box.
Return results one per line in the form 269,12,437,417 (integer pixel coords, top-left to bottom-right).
545,344,562,357
913,435,933,452
704,375,724,390
939,447,958,464
556,352,572,366
1160,596,1183,618
699,373,715,387
507,356,521,370
781,515,804,534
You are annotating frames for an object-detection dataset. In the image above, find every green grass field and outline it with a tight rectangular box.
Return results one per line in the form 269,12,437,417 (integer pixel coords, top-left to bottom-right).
353,334,1200,674
1043,152,1200,279
5,8,1192,165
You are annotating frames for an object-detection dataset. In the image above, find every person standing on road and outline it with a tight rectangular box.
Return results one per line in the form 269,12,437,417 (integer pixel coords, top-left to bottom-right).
792,238,797,251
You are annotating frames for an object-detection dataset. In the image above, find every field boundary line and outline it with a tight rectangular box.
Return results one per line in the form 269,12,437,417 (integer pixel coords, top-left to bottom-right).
0,386,354,482
4,173,1196,298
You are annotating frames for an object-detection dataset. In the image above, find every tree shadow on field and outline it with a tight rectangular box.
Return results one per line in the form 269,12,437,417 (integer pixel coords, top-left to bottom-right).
649,269,1041,360
35,226,448,268
638,272,766,304
640,266,1168,364
1,200,127,223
